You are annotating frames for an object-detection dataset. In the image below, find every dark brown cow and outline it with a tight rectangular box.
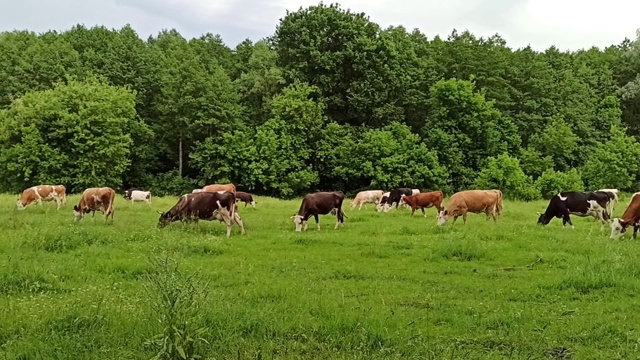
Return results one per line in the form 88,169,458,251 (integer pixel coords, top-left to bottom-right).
400,191,444,217
610,192,640,239
73,187,116,223
157,191,245,237
202,183,236,194
291,191,346,231
235,191,256,208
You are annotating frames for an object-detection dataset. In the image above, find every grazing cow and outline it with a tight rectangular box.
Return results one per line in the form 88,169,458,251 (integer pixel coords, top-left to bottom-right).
126,190,152,205
235,191,256,208
597,188,619,217
384,187,414,212
437,190,502,225
536,191,611,228
610,192,640,239
16,185,67,210
157,191,245,237
376,192,390,212
400,191,444,217
351,190,384,210
292,191,346,231
73,187,116,223
202,183,236,194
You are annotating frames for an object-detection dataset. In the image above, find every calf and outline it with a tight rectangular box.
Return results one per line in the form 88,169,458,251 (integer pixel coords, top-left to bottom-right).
351,190,384,210
536,191,610,228
16,185,67,210
400,191,444,217
437,190,502,225
157,191,245,237
73,187,116,223
126,190,152,205
235,191,256,208
376,192,390,212
384,187,414,212
610,192,640,239
292,191,346,231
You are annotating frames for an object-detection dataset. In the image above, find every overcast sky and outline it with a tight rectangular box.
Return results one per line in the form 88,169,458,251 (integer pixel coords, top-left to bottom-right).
1,0,639,51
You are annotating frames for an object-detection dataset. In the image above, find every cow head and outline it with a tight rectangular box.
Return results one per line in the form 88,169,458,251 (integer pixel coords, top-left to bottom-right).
73,205,89,221
436,210,449,225
609,218,629,239
123,190,131,200
157,211,177,228
291,214,305,231
15,199,26,210
536,212,551,225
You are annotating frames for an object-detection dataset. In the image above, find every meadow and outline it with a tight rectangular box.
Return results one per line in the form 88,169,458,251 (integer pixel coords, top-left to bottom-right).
1,192,639,360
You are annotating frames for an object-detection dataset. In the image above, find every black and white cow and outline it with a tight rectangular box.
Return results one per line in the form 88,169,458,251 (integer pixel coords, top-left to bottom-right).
537,191,612,228
383,187,414,212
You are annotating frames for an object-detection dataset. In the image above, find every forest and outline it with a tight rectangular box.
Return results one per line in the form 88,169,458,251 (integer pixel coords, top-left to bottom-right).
1,2,640,200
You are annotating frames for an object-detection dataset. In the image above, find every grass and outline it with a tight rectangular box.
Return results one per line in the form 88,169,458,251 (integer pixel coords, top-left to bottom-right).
0,192,639,359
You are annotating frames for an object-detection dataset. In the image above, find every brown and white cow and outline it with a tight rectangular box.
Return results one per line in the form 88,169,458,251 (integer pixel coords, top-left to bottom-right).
157,191,245,237
437,189,502,225
292,191,346,231
73,187,116,223
16,185,67,210
400,191,444,217
610,192,640,239
235,191,256,208
350,190,384,210
202,183,236,194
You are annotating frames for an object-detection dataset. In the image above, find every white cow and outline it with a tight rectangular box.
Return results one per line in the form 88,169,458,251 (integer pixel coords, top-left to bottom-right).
350,190,384,210
128,190,152,205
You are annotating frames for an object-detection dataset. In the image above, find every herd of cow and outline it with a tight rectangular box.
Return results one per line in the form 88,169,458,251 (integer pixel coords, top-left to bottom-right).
11,183,640,239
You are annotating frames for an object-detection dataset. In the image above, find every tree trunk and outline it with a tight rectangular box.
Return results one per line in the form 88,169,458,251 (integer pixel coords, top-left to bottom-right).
178,137,183,177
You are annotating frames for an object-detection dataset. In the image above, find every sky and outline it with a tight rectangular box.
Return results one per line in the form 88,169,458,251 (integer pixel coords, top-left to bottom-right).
1,0,639,51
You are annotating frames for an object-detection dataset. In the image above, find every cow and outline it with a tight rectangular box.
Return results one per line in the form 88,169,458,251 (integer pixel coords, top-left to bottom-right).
126,190,152,205
291,191,346,232
157,191,245,237
123,188,141,200
383,187,414,212
73,187,116,223
400,191,444,217
597,188,619,217
610,192,640,239
536,191,611,229
376,192,390,212
16,185,67,210
437,190,502,225
350,190,384,210
398,189,421,208
202,183,236,194
235,191,256,208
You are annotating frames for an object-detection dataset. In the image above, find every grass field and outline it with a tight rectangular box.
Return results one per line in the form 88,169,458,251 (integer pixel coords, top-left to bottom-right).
1,192,639,359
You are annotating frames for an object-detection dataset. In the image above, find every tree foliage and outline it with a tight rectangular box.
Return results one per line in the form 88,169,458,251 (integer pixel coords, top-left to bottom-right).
0,6,639,197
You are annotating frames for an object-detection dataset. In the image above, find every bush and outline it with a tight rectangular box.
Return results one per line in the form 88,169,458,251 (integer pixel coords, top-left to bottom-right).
473,153,540,201
148,171,199,197
534,169,585,199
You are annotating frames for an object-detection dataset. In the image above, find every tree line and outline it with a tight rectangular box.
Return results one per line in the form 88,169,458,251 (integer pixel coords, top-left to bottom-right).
1,2,640,199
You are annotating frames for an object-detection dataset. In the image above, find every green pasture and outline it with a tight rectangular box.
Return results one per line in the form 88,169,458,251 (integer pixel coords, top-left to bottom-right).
0,192,639,359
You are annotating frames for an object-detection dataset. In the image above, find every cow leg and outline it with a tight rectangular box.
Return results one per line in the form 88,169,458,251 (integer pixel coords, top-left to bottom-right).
562,212,575,229
314,214,320,230
452,215,459,224
462,213,468,224
234,213,246,235
633,224,640,239
56,199,61,210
